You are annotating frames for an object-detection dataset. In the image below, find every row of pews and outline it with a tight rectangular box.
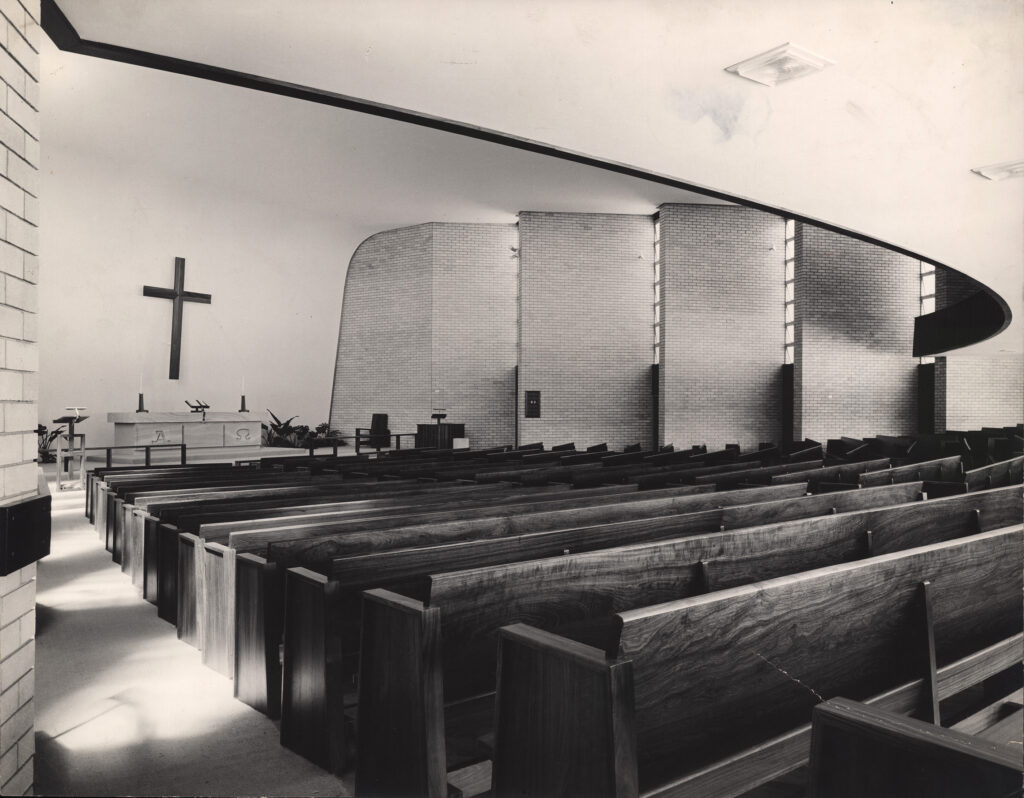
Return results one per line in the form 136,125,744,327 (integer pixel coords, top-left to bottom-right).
84,431,1024,796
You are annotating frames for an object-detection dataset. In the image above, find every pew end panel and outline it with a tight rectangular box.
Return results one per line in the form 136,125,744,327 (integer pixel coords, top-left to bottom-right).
157,523,181,624
280,567,347,775
200,542,236,677
492,623,637,798
355,588,447,798
808,697,1023,798
176,533,202,647
234,553,283,718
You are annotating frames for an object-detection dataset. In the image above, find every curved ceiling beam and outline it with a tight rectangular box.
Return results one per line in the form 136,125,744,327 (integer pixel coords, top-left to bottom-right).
42,0,1012,351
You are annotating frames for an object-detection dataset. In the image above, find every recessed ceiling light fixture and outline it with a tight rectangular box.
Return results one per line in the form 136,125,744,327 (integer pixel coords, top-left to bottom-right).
725,43,834,87
971,160,1024,181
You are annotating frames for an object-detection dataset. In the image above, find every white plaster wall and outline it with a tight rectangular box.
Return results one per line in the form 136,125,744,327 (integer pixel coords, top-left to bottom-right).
39,138,351,448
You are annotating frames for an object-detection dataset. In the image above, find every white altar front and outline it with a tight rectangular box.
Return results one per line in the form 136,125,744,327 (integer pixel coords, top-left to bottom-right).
107,412,262,450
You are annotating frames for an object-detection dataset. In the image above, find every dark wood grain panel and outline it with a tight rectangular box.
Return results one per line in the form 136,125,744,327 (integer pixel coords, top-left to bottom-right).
234,553,283,717
355,589,447,798
279,567,346,774
176,533,200,647
616,528,1022,788
492,624,636,798
808,698,1022,798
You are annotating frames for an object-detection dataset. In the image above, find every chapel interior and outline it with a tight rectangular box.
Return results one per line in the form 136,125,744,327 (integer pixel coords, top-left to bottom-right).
0,1,1021,796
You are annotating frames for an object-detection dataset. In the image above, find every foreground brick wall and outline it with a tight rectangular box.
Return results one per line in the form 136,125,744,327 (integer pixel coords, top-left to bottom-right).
793,223,919,441
658,205,784,450
937,354,1023,432
517,212,654,450
0,1,39,794
330,223,517,448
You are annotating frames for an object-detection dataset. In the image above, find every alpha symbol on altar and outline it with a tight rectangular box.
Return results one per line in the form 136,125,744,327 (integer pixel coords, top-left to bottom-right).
143,257,212,380
152,430,166,442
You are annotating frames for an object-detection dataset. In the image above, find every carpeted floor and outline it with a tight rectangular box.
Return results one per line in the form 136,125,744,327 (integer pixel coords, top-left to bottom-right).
33,473,352,797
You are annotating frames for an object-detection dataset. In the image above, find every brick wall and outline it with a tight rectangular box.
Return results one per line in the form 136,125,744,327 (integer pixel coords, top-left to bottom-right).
517,212,654,450
793,223,919,441
330,223,517,448
329,225,433,443
658,205,784,450
938,354,1022,431
935,267,980,309
430,223,518,448
0,1,38,794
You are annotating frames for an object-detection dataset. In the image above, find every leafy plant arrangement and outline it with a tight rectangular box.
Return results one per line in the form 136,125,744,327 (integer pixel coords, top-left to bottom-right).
262,411,346,448
36,424,65,463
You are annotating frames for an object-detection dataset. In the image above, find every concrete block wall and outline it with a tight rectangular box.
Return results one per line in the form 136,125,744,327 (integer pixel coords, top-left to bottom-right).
330,225,433,446
330,223,517,448
793,223,919,441
0,2,39,793
430,223,517,448
658,205,784,450
937,354,1022,431
517,212,654,451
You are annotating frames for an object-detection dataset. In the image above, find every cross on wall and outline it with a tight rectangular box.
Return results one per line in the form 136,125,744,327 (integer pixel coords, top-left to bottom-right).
143,257,212,380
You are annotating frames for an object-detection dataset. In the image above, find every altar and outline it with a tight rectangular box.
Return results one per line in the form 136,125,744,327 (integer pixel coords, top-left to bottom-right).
107,412,262,450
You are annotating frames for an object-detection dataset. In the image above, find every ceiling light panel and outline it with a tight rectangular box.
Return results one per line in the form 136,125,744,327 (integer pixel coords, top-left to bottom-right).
725,43,834,87
971,161,1024,181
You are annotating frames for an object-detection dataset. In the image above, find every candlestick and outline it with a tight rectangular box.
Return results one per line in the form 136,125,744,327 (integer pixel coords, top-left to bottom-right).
239,394,248,413
137,393,148,413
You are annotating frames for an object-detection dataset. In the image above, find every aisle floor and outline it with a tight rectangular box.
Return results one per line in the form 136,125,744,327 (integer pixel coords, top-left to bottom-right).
33,475,351,797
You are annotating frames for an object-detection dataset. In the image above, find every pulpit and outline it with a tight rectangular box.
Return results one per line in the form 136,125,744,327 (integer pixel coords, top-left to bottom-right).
53,414,88,490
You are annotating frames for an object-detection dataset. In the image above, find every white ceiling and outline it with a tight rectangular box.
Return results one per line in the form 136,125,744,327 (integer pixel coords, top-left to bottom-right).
51,0,1024,353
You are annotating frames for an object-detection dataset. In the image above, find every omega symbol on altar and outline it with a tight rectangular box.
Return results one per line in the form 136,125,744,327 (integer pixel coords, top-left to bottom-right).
236,428,251,441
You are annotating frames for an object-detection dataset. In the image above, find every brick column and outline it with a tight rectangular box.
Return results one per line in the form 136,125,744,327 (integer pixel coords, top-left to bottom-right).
0,1,39,795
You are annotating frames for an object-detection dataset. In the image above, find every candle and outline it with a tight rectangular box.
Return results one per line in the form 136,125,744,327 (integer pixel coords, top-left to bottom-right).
139,374,143,393
242,376,246,394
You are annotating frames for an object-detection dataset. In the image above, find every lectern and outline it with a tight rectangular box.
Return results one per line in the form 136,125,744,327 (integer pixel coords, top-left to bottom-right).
53,412,88,491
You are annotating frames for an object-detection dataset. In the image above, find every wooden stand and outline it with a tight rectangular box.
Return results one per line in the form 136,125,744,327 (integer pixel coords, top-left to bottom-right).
53,415,88,491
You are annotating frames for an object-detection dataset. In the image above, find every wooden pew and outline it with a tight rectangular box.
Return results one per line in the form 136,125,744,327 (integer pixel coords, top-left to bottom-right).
102,471,326,560
172,480,591,661
491,525,1022,798
178,484,640,673
91,463,245,533
353,486,1020,793
251,484,808,733
87,462,240,522
141,480,560,607
232,483,775,718
691,458,824,489
807,698,1023,798
858,454,963,489
770,458,890,492
570,460,751,490
965,455,1024,492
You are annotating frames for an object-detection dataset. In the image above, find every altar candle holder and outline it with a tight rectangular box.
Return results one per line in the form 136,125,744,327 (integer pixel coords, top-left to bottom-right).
239,394,248,413
137,393,148,413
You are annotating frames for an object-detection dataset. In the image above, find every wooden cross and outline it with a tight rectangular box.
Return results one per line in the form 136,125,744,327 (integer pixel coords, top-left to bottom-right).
143,257,212,380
